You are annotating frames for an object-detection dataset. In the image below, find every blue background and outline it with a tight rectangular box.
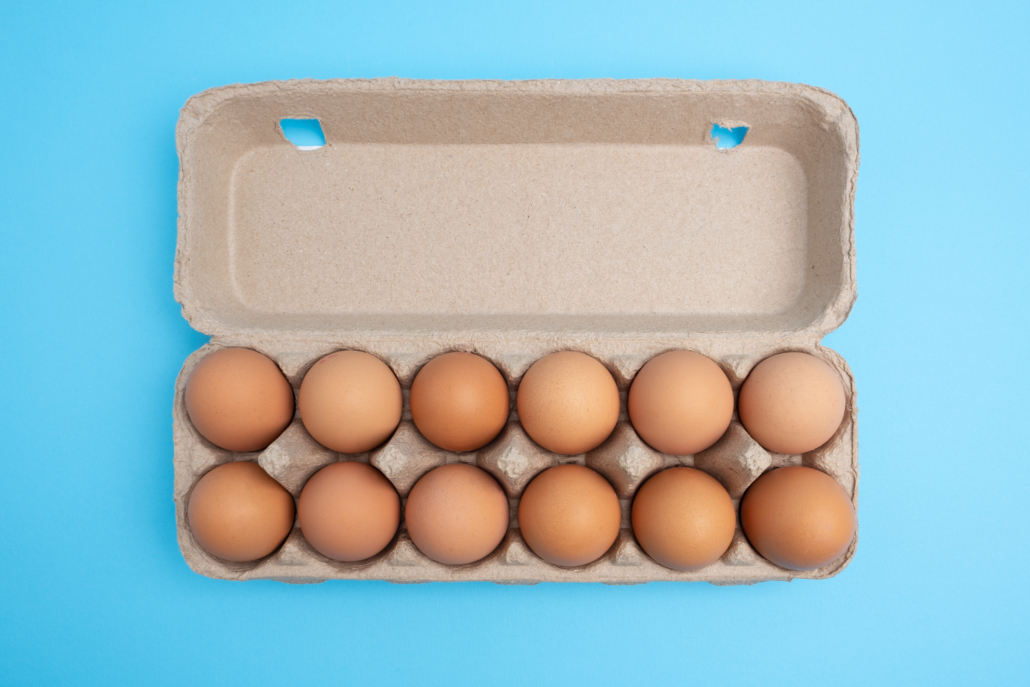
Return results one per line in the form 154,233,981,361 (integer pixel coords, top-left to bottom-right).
2,1,1027,684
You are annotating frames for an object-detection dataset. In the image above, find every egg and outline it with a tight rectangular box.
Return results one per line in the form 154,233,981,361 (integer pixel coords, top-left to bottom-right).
738,351,846,454
631,467,736,571
516,351,620,455
186,461,295,562
184,347,294,452
628,351,734,455
298,350,402,453
297,461,400,562
404,463,509,565
410,352,510,452
740,466,856,571
518,464,621,567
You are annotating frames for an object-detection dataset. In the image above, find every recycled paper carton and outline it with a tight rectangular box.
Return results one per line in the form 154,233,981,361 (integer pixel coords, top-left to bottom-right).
173,78,859,584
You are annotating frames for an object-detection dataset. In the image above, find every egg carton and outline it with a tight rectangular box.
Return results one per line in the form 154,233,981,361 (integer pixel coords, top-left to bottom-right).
173,78,860,584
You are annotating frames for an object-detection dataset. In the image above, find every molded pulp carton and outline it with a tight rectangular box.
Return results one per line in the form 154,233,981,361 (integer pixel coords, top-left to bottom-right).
173,78,859,584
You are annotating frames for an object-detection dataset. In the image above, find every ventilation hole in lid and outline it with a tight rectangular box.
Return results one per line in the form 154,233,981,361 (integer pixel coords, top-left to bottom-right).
280,118,326,150
711,124,749,149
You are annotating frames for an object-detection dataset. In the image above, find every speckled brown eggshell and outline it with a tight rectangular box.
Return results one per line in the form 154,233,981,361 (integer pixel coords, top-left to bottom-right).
516,351,620,455
297,461,400,562
740,466,856,571
738,351,846,455
410,352,510,452
184,347,295,452
186,461,295,563
518,464,621,567
404,463,510,566
631,467,736,571
298,350,402,454
628,351,734,455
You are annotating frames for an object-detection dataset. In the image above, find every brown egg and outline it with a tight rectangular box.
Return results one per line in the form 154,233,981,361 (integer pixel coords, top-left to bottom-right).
297,461,400,562
631,467,736,571
298,351,402,453
738,351,846,454
628,351,734,455
518,464,621,567
740,466,856,571
186,461,295,562
404,464,509,565
410,352,510,452
516,351,620,455
184,347,294,452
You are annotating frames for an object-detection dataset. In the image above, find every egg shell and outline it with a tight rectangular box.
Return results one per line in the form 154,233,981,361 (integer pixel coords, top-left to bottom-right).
298,461,400,562
628,351,734,455
631,467,736,571
738,351,846,455
516,351,620,455
404,463,510,566
740,465,856,571
184,347,294,452
186,461,295,563
410,352,510,452
298,350,403,454
518,464,621,567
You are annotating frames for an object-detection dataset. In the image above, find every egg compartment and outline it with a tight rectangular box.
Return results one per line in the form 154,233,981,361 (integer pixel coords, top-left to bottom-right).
174,79,859,584
173,339,858,584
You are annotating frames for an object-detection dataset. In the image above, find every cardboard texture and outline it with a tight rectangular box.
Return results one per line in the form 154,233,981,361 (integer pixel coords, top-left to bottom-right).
173,78,859,584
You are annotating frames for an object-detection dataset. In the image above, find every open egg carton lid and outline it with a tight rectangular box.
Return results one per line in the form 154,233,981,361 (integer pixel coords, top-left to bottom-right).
173,78,860,584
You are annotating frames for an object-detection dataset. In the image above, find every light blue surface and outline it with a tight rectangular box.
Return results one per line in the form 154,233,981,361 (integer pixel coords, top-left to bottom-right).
279,118,327,149
1,1,1028,684
710,124,749,149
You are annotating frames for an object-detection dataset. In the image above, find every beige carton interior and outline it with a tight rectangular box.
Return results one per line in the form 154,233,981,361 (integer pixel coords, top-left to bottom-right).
173,78,859,584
